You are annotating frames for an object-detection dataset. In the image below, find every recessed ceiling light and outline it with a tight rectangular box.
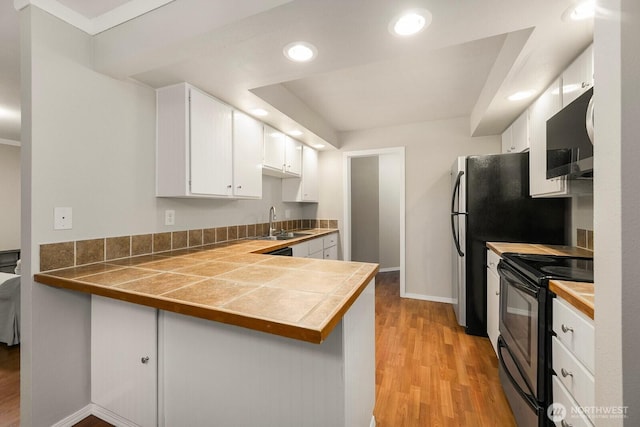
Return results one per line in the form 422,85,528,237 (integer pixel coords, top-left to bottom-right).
283,42,317,62
289,130,303,137
251,108,268,117
562,0,595,21
507,90,535,101
389,9,432,37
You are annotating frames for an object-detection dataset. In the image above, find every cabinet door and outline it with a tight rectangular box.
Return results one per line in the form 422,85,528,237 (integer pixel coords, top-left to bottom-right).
486,251,500,356
232,111,263,198
301,146,319,201
501,126,513,153
323,245,338,260
562,44,594,107
285,136,302,176
529,78,566,197
92,296,157,427
263,125,285,171
511,111,529,153
189,88,233,196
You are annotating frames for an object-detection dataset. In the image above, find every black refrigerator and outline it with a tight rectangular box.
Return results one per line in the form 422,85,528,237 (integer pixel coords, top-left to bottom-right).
450,152,568,336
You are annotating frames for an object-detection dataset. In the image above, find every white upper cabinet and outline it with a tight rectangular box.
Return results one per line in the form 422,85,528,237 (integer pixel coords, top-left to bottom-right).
189,87,233,196
501,110,529,154
157,83,235,198
263,124,286,173
157,83,263,199
529,78,567,197
282,145,318,202
285,136,302,176
263,125,302,177
232,111,263,198
561,45,594,107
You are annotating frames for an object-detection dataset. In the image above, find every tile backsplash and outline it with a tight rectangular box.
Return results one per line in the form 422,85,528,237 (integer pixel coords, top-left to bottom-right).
576,228,594,251
40,219,339,272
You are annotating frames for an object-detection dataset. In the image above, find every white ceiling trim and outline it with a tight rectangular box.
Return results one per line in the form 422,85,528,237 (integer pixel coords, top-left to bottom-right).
13,0,175,35
0,138,21,147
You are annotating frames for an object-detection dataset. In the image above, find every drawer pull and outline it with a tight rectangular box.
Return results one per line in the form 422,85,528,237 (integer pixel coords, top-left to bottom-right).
561,324,574,333
561,420,573,427
560,368,573,378
141,356,150,364
496,291,500,295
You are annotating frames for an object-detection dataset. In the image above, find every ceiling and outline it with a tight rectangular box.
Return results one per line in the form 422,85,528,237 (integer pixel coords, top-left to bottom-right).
1,0,593,148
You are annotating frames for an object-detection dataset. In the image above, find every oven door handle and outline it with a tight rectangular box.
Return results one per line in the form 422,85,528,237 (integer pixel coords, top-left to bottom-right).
497,335,540,409
497,262,539,297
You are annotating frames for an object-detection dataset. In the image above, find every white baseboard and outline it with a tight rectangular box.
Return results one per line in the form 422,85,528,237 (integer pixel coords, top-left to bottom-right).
51,403,138,427
402,292,454,304
91,404,140,427
50,404,93,427
378,267,400,273
370,415,377,427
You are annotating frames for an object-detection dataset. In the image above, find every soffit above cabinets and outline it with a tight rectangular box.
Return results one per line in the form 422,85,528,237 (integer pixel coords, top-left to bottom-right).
3,0,593,147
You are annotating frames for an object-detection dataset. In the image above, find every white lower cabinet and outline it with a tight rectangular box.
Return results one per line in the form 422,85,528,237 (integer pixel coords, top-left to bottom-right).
323,233,338,260
551,297,595,426
91,296,157,427
291,233,339,260
486,249,501,355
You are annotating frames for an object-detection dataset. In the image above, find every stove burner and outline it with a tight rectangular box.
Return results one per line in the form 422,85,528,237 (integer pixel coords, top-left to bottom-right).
516,254,562,263
540,266,594,282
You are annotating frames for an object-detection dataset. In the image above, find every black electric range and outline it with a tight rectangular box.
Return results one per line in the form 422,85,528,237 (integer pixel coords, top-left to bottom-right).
496,253,593,427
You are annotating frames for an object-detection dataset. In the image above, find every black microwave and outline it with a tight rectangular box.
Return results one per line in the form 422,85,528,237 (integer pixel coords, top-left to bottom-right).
546,87,594,179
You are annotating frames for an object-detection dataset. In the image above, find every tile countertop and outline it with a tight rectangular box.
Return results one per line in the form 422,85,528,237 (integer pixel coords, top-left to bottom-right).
487,242,594,319
35,229,379,344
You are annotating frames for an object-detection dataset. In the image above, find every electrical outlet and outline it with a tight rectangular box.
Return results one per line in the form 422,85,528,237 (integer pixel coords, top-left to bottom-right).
54,207,72,230
165,210,175,226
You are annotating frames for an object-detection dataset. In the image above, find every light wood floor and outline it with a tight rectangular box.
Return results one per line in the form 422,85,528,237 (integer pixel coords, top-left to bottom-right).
0,271,515,427
374,271,515,426
0,343,19,427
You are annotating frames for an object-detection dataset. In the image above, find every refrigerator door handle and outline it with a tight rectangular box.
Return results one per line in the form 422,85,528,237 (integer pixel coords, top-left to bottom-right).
451,171,465,257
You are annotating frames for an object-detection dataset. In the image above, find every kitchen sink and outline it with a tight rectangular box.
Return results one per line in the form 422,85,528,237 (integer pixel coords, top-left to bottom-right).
251,232,314,241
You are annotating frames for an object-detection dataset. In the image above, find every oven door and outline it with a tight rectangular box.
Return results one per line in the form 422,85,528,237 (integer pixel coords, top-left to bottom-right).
497,261,541,400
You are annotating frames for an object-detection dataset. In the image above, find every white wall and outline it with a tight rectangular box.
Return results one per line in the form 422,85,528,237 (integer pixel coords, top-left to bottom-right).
594,0,640,424
20,6,308,426
0,143,20,250
350,156,379,263
378,153,401,270
318,117,500,299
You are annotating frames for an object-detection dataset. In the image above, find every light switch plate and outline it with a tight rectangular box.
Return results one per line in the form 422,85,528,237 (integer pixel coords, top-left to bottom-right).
54,207,72,230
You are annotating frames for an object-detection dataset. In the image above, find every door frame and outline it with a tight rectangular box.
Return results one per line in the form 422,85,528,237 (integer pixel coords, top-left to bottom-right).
343,147,406,296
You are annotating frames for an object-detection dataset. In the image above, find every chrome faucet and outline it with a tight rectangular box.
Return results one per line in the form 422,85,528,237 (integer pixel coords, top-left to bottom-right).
268,206,277,237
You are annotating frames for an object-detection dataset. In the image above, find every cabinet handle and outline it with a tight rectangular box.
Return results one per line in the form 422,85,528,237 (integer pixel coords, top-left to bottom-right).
227,185,232,189
495,291,500,295
561,324,574,333
560,368,573,378
237,185,242,189
561,420,573,427
141,356,150,364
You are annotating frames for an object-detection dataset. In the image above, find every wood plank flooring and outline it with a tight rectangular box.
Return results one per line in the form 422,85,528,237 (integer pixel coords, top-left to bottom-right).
374,271,515,426
0,271,515,427
0,343,19,427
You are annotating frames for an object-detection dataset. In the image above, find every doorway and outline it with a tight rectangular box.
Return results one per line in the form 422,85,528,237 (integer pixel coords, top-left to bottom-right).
343,147,406,296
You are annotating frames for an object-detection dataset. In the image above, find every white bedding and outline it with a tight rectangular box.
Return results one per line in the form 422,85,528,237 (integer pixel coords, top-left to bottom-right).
0,272,20,346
